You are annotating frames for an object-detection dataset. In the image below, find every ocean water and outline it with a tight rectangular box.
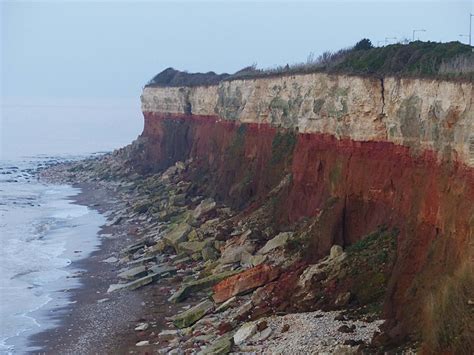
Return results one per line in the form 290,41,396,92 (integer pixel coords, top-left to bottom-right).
0,156,105,353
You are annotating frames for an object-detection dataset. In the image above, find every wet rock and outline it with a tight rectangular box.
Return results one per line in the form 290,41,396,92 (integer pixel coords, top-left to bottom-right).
197,335,232,355
169,270,240,303
213,264,280,303
257,232,291,255
173,300,214,328
234,322,257,345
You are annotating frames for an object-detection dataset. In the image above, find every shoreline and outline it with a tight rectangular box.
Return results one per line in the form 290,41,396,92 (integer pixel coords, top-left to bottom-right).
29,156,396,354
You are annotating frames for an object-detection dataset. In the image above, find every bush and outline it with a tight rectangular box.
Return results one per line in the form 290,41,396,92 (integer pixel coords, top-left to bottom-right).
354,38,374,51
145,41,473,88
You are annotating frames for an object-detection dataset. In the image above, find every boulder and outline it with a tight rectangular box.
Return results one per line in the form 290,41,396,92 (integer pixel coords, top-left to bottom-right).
163,223,192,250
158,329,180,341
197,335,233,355
219,243,256,265
193,198,216,219
118,265,148,280
168,269,240,303
178,238,213,255
213,264,280,303
107,274,154,293
173,300,214,328
257,232,291,255
233,322,257,345
202,245,220,261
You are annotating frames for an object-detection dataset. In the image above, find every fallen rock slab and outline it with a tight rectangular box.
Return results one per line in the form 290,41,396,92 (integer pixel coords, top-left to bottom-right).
163,222,192,250
173,300,214,328
257,232,291,255
197,335,233,355
118,265,148,280
234,322,257,345
107,274,154,293
213,264,280,303
169,269,240,303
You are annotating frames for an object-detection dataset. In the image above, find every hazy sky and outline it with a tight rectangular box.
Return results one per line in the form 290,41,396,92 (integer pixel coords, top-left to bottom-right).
0,0,472,158
1,0,472,99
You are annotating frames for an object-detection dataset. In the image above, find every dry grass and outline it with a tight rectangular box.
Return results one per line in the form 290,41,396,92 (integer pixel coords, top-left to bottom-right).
423,260,474,354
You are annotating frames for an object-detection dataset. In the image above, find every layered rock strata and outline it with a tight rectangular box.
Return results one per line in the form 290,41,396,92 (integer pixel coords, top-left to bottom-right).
139,73,473,343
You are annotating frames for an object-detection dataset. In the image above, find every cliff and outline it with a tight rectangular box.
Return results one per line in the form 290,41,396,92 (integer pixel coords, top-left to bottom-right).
137,72,473,347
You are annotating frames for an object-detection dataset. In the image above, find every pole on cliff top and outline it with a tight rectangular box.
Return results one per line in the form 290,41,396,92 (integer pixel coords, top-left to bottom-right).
412,29,426,41
470,13,473,46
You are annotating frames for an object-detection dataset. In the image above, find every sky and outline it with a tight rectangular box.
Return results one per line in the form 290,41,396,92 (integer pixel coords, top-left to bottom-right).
0,0,472,157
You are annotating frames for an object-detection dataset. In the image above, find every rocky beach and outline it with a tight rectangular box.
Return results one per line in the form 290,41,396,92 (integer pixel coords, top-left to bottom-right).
34,151,394,354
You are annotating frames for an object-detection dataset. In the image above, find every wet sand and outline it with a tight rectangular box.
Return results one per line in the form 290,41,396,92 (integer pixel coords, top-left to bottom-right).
27,183,183,354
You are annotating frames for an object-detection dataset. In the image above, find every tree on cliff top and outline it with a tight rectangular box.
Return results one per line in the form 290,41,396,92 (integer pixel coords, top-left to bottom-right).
354,38,374,51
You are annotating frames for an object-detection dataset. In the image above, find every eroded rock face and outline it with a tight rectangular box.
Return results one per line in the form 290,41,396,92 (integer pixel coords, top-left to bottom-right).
137,73,473,343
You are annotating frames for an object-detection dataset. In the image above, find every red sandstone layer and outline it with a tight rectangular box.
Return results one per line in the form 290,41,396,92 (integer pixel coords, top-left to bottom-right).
139,111,473,342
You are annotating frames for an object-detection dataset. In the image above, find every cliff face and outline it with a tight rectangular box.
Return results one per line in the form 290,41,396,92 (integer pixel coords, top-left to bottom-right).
139,73,473,342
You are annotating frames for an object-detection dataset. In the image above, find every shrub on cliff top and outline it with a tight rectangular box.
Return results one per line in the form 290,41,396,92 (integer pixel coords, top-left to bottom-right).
146,40,473,88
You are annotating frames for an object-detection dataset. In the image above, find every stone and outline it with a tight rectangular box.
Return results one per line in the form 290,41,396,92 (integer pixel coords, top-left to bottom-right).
128,255,157,266
240,252,266,267
163,223,192,250
330,245,344,259
281,324,290,332
202,245,220,261
335,292,351,307
257,232,291,255
219,244,256,265
338,324,356,333
249,327,272,343
197,335,232,355
102,256,118,263
118,265,148,280
135,323,149,331
135,340,150,347
149,264,178,278
144,240,166,256
213,264,280,303
177,240,208,255
215,296,237,313
193,198,216,219
232,300,253,321
168,270,240,303
107,274,154,293
233,322,257,345
173,300,214,328
158,329,181,341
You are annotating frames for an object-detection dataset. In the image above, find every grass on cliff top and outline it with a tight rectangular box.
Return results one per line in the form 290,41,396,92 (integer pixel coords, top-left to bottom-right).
146,40,473,87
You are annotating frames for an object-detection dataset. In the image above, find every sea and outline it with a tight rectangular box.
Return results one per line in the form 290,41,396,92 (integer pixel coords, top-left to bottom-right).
0,156,105,353
0,97,142,353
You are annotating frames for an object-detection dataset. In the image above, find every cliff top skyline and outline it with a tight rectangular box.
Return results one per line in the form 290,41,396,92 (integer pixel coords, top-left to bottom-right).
2,0,472,99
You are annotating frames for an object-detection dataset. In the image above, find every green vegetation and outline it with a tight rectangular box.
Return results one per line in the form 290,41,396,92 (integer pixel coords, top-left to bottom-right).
270,130,297,165
146,40,473,88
